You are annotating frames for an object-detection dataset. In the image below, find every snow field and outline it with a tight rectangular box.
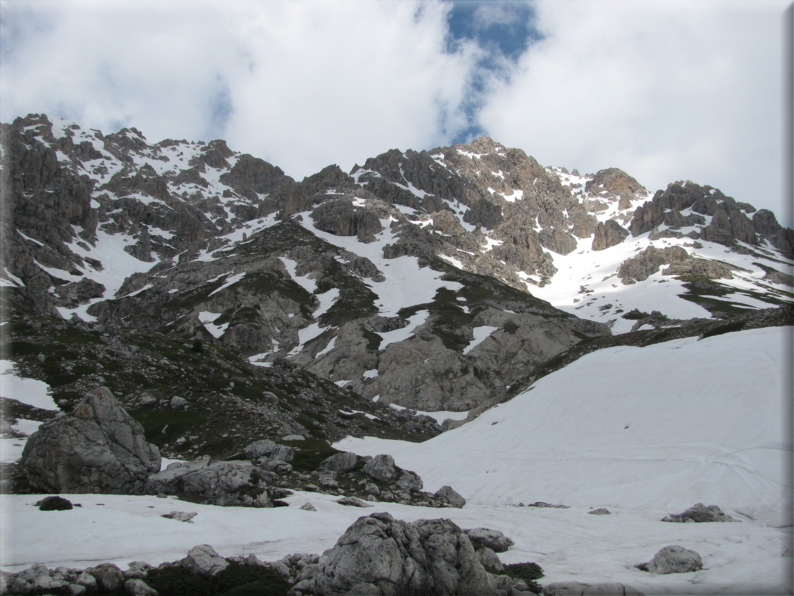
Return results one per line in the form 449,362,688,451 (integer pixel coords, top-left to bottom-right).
0,491,789,595
335,327,792,528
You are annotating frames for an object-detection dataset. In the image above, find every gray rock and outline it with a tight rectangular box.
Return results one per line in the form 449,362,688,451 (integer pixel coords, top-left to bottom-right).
124,578,158,595
87,563,125,592
69,584,88,595
244,440,277,459
336,496,372,508
293,512,495,595
588,508,611,515
396,470,423,492
476,546,504,572
75,570,98,591
361,454,396,482
300,502,317,511
19,387,161,494
637,545,703,574
282,434,305,441
364,482,380,496
161,511,197,522
320,451,359,474
182,544,229,577
544,581,645,595
465,528,514,553
661,502,737,523
146,456,272,507
170,396,188,410
124,561,153,580
435,485,466,508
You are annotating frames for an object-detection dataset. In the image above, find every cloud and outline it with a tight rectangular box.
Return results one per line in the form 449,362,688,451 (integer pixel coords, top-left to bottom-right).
1,0,788,225
0,0,481,178
478,0,789,223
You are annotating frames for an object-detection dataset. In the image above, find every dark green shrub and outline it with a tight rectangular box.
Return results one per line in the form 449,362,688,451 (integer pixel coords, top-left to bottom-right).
504,562,544,592
191,339,204,353
146,561,290,596
213,562,289,595
145,566,214,596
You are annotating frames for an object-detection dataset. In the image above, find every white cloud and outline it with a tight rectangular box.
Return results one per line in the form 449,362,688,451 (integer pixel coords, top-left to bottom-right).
0,0,479,178
479,0,789,223
1,0,789,225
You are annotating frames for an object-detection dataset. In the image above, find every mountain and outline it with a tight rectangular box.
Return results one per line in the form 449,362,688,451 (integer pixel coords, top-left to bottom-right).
1,113,792,594
1,113,792,459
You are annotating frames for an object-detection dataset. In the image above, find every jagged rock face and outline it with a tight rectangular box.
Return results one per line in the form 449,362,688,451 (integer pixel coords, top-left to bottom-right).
19,387,161,494
617,245,689,284
585,167,647,206
592,219,630,251
292,512,495,596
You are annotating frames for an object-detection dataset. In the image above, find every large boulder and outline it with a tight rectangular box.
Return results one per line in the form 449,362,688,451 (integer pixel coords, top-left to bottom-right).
146,456,275,507
636,545,703,574
435,485,466,508
19,387,161,494
661,502,737,523
320,451,359,474
292,512,495,595
362,454,397,482
464,528,514,553
543,582,645,595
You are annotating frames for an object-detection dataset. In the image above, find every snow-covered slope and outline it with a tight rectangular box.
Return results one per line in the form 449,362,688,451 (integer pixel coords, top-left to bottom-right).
337,326,793,527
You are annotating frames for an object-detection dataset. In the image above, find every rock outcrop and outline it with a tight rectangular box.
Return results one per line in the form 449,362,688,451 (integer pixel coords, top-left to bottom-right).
145,455,276,507
291,512,495,595
661,502,737,523
18,387,160,494
636,545,703,574
543,582,645,595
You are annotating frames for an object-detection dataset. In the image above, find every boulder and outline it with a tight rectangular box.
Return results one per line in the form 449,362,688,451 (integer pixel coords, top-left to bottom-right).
292,512,495,595
320,451,359,474
336,496,372,508
124,578,159,596
161,511,197,522
588,508,611,515
362,454,396,482
476,546,503,572
169,396,188,410
435,485,466,508
86,563,125,592
244,439,277,459
661,502,737,523
146,456,274,507
19,387,161,494
182,544,229,577
636,545,703,574
464,528,514,553
544,581,645,595
396,470,423,492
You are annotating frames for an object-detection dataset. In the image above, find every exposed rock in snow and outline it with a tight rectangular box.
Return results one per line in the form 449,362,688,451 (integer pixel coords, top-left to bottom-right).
661,502,738,523
636,545,703,575
19,387,161,494
292,512,495,595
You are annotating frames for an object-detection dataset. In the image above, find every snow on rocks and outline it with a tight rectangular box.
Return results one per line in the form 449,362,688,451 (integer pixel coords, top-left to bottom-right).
636,545,703,575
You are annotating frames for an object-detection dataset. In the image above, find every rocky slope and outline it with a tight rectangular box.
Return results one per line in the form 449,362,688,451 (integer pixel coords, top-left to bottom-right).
1,113,792,461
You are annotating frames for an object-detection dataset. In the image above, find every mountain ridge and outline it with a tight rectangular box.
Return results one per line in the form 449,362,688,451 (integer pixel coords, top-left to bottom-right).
1,112,792,462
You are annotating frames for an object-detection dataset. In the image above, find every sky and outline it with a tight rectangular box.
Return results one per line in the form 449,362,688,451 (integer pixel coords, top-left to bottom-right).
1,0,790,226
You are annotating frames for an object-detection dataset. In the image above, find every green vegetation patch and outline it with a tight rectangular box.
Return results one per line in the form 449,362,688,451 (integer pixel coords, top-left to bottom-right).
286,437,340,472
129,409,207,447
